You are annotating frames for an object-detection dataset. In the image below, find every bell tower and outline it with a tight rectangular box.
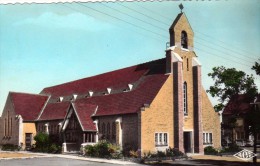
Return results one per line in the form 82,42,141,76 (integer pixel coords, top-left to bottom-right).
169,12,194,51
166,8,204,154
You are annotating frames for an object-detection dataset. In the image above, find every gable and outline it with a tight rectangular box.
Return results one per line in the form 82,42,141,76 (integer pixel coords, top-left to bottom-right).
9,92,49,121
169,13,193,33
1,94,16,119
72,102,97,131
62,103,97,132
169,13,194,48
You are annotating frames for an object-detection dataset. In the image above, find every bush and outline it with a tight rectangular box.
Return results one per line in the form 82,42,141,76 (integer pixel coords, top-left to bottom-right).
33,132,61,153
129,150,138,158
48,143,61,154
1,144,21,151
220,143,242,153
204,146,218,155
122,143,137,157
166,147,185,157
84,140,121,159
34,132,50,152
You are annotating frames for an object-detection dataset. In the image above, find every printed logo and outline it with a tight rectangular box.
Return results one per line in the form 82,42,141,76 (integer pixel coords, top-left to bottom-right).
233,149,257,161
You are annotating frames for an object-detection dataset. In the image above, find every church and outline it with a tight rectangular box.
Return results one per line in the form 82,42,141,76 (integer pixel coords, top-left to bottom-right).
0,12,221,155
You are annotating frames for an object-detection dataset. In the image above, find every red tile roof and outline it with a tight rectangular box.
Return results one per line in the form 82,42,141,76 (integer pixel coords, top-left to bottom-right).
72,102,97,131
41,62,151,98
38,102,70,121
223,94,259,115
40,58,169,116
79,74,168,116
10,92,49,121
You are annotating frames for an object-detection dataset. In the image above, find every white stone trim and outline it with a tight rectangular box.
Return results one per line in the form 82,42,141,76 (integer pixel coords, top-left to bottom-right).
172,52,183,62
192,57,202,66
18,115,23,148
93,120,99,143
115,117,122,148
165,45,176,51
181,47,190,52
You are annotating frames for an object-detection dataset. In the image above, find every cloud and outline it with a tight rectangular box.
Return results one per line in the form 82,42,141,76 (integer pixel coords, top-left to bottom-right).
14,12,113,31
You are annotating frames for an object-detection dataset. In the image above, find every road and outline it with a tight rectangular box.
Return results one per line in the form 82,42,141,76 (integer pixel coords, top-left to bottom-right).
0,157,143,166
1,157,260,166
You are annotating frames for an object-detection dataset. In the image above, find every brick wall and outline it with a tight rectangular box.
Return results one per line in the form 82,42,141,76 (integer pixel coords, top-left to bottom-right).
0,95,20,146
140,76,174,153
96,114,138,151
201,88,221,149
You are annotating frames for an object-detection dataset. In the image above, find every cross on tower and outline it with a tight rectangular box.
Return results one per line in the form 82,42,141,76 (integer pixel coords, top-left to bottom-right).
179,3,184,13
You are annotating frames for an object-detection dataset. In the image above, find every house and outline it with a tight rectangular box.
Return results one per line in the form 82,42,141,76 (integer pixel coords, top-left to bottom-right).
222,94,260,146
0,12,221,155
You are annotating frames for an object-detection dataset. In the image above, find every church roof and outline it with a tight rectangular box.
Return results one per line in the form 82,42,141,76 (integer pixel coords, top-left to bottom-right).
5,58,169,128
38,101,70,121
40,58,169,116
9,92,49,121
41,60,152,99
72,102,97,131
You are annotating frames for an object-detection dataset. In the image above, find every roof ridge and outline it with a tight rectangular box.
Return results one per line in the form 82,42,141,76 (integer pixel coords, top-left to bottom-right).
10,91,49,97
41,58,165,91
36,96,51,121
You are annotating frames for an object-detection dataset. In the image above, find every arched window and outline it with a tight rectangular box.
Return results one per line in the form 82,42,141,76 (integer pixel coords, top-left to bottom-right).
183,82,188,115
181,31,188,49
102,123,106,139
112,122,116,140
107,123,110,140
187,58,189,71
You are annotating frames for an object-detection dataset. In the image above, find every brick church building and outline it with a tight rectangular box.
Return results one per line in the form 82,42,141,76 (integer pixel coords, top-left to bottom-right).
0,12,221,155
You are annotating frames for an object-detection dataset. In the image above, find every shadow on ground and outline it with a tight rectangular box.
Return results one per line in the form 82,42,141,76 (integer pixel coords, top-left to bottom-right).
145,159,260,166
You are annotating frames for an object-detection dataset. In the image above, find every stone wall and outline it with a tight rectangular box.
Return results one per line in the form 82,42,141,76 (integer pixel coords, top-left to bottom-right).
140,76,174,153
0,95,20,146
96,114,138,151
201,88,221,149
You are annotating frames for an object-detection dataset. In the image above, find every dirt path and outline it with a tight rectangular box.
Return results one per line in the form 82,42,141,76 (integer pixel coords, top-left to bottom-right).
191,155,260,162
0,152,36,158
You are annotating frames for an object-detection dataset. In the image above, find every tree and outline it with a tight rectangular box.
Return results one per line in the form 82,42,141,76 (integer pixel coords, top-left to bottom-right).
207,66,258,165
252,59,260,76
207,66,257,112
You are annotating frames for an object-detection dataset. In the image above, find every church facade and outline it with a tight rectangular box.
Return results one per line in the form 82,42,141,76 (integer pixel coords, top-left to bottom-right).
0,12,221,155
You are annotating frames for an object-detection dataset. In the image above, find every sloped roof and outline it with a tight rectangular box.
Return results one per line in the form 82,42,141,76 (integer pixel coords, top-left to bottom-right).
78,73,168,116
40,58,169,117
223,94,259,115
10,92,49,121
72,102,97,131
169,12,193,34
40,61,151,98
169,13,183,30
38,102,70,121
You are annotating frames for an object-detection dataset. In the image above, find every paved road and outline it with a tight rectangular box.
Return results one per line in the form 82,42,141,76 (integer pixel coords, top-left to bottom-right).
1,157,260,166
0,157,143,166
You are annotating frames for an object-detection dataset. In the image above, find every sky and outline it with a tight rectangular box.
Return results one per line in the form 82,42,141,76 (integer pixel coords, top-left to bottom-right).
0,0,259,115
